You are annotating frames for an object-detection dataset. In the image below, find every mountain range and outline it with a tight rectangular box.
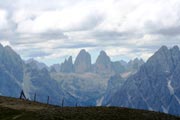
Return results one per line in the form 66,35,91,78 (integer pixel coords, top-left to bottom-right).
49,49,143,75
103,45,180,115
1,43,180,115
0,43,142,106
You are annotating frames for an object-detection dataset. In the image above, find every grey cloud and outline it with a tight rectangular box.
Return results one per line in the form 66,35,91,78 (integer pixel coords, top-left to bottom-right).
69,43,97,48
64,13,105,32
26,51,50,58
155,26,180,36
87,30,144,48
79,13,105,31
52,43,98,49
91,30,131,41
33,30,68,40
39,30,68,40
0,30,67,45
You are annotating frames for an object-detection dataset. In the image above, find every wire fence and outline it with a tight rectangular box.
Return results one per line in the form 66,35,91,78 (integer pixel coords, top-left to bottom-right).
19,91,81,107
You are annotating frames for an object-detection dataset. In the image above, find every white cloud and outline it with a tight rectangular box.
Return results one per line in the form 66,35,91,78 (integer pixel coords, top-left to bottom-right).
12,10,41,23
1,0,180,65
0,9,8,30
16,1,104,33
105,47,132,57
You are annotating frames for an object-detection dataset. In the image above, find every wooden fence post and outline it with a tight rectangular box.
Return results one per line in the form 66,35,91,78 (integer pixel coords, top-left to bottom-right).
62,97,64,107
34,93,36,102
19,90,26,100
75,102,78,107
47,96,49,105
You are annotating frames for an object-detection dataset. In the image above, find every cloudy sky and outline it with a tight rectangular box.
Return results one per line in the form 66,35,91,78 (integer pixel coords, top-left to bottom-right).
0,0,180,65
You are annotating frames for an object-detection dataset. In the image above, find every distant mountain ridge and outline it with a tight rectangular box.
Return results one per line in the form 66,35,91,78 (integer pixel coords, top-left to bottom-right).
49,49,144,76
0,43,143,106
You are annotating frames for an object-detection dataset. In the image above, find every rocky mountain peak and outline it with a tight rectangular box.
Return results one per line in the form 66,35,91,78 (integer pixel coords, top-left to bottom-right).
67,56,73,63
171,45,179,51
60,56,74,73
100,50,107,56
94,50,112,74
0,45,24,97
146,45,180,73
74,49,91,73
158,45,168,52
152,45,169,58
50,64,61,72
25,58,47,70
96,50,111,65
127,58,144,72
79,49,86,54
106,45,180,115
170,45,180,56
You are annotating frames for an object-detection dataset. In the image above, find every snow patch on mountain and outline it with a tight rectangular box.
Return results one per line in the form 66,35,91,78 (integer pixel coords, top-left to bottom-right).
167,80,174,95
127,92,134,108
96,97,104,106
139,92,153,111
175,95,180,105
162,105,168,113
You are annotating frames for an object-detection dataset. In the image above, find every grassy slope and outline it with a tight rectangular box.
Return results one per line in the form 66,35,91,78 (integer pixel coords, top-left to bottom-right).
0,96,179,120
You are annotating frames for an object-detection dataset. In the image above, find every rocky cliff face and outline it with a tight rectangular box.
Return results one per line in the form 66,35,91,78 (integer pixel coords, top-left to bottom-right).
25,58,47,70
127,58,144,72
0,44,23,97
24,64,63,104
102,74,125,106
111,61,126,74
74,49,91,73
60,56,74,73
50,64,61,73
107,46,180,115
94,51,113,75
